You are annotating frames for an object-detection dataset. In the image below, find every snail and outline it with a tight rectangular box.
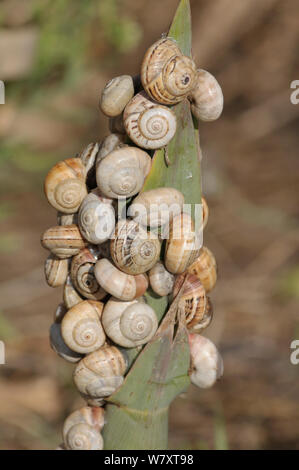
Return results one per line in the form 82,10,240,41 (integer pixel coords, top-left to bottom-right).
73,346,128,405
44,254,69,288
123,91,177,149
173,273,207,329
94,258,148,301
70,248,107,301
102,297,158,348
202,196,209,230
148,261,174,296
189,69,223,122
187,246,217,292
97,133,126,164
63,406,105,450
78,192,115,244
128,187,184,228
110,219,161,275
57,212,78,226
96,146,151,199
61,300,106,354
165,213,201,274
109,113,126,135
63,274,84,309
41,224,86,259
188,334,223,389
78,142,99,189
188,296,213,334
44,158,88,214
50,322,84,363
141,37,197,105
100,75,134,117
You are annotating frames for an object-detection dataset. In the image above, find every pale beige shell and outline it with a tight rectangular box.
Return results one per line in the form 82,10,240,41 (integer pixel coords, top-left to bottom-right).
102,297,158,348
41,224,86,259
71,248,107,301
188,296,213,334
165,213,201,274
123,91,177,149
109,113,126,134
173,273,207,329
63,406,105,450
78,142,99,175
57,212,78,226
61,300,105,354
94,259,148,301
44,158,88,214
149,261,174,296
189,69,223,122
188,333,223,389
187,246,217,292
202,196,209,230
63,274,84,309
110,219,161,275
44,254,69,287
73,346,128,405
97,134,126,163
78,192,115,244
128,187,184,228
96,146,151,199
141,38,197,105
100,75,134,117
50,322,83,363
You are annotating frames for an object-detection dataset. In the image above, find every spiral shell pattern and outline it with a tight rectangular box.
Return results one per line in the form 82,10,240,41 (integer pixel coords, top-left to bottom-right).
50,322,83,363
78,193,115,244
63,406,105,450
71,248,107,300
173,273,207,329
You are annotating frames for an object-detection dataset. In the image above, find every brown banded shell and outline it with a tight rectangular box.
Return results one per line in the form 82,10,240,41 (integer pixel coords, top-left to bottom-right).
165,213,201,274
123,91,177,149
110,219,161,275
63,274,84,309
188,296,213,334
94,258,148,301
63,406,105,450
187,246,217,292
44,255,69,287
41,224,86,259
189,69,223,122
173,273,207,328
149,261,174,296
100,75,134,117
44,158,87,214
141,38,197,105
71,248,107,301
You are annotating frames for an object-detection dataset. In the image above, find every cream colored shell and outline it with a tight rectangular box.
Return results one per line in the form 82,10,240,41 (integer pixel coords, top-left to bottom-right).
71,248,107,301
102,297,158,348
173,273,207,329
149,261,174,296
44,158,87,214
188,333,223,389
44,254,69,287
128,187,184,228
79,142,99,175
187,246,217,292
63,406,105,450
94,258,148,301
97,133,126,163
78,192,115,244
123,91,177,149
100,75,134,117
189,69,223,122
110,219,161,275
50,322,83,363
63,274,84,309
41,224,86,259
57,212,78,226
61,300,105,354
96,146,151,199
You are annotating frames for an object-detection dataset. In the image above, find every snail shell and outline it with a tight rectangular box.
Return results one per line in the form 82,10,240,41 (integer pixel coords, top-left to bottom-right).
188,334,223,389
53,302,67,323
94,258,148,301
109,113,126,134
189,69,223,122
141,38,197,105
165,213,201,274
100,75,134,117
102,298,158,348
128,187,184,228
41,224,86,259
78,142,99,189
44,254,69,287
96,146,151,199
63,406,105,450
97,133,126,164
78,192,115,244
149,261,174,296
188,296,213,334
50,322,83,363
57,212,78,226
61,300,105,354
187,246,217,292
110,219,161,275
173,273,207,329
71,248,107,300
73,346,128,404
123,91,177,149
44,158,87,214
202,197,209,230
63,274,84,309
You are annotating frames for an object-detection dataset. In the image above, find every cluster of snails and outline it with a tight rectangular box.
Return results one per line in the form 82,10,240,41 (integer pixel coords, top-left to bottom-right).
42,36,223,450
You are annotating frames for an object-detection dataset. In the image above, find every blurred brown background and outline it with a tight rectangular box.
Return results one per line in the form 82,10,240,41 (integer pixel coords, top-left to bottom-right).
0,0,298,450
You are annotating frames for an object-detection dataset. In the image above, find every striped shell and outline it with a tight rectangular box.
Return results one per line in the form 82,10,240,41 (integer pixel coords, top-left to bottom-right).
187,246,217,292
123,91,176,149
188,334,223,389
61,300,105,354
63,274,84,309
141,38,197,105
71,248,107,301
41,224,86,259
63,406,105,450
44,255,69,287
188,296,213,334
44,158,87,214
96,146,151,199
173,273,207,329
94,258,148,301
78,192,115,244
110,219,161,275
148,261,174,296
100,75,134,117
189,69,223,122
